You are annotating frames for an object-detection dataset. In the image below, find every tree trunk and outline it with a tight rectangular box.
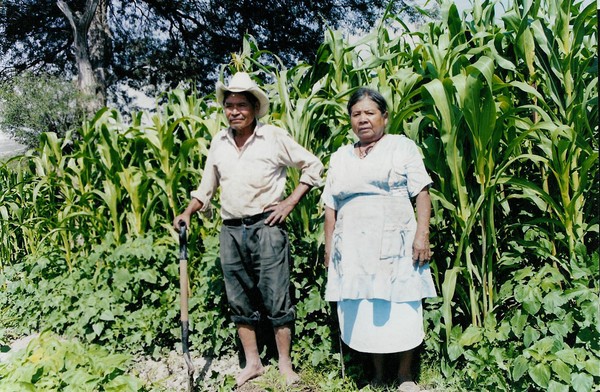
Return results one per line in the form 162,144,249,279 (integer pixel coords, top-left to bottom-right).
88,0,110,108
56,0,104,115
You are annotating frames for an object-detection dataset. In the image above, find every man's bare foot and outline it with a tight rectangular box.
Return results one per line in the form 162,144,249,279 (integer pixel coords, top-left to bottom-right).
235,363,265,387
279,358,300,385
397,380,420,392
281,368,300,385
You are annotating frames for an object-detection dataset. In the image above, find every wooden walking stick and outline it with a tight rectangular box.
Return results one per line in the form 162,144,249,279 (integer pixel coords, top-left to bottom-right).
179,221,195,392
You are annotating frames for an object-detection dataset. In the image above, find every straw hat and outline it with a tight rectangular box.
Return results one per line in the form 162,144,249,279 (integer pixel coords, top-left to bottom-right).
215,72,270,118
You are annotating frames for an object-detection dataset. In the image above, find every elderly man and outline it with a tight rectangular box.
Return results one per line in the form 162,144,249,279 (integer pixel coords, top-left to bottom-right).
173,72,323,386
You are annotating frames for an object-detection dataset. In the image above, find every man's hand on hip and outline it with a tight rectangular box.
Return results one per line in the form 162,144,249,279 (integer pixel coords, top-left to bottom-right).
264,200,295,226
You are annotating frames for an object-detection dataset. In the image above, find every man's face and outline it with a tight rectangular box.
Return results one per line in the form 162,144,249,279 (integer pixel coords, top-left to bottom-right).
224,93,258,133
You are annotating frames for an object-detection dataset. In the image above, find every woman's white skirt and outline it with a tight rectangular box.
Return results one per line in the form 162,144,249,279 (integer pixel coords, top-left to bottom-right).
337,298,424,353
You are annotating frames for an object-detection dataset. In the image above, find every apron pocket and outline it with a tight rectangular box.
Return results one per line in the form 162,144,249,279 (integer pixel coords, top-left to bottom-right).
380,225,409,259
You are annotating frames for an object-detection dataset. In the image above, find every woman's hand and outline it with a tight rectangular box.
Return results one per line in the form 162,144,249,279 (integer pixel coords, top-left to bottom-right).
412,230,431,267
413,188,432,266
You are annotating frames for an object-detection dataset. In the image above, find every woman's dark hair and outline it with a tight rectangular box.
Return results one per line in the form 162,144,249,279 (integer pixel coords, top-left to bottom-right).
346,88,388,115
223,90,259,107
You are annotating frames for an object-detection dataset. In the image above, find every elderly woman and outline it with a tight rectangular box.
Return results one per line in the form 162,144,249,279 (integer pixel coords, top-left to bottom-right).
323,88,436,391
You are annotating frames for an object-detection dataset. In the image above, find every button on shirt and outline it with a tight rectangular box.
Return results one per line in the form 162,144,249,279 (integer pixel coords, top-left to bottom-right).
190,122,323,220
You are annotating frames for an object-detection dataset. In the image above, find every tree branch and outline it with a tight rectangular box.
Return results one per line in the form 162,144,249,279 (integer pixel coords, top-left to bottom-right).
56,0,76,32
56,0,99,32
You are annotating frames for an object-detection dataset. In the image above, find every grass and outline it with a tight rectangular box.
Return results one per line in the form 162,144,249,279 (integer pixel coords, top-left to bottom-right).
233,356,455,392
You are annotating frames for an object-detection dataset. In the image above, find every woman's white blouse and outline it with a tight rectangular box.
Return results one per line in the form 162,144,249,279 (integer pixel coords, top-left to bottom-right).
322,134,437,302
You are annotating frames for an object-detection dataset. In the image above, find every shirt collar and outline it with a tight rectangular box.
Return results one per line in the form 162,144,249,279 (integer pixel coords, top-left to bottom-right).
222,121,265,139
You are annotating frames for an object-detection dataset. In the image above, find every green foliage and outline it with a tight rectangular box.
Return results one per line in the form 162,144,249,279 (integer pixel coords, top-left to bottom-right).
0,332,142,391
0,234,182,355
0,0,597,390
186,232,235,356
0,72,82,147
443,248,599,391
0,0,432,98
0,90,216,267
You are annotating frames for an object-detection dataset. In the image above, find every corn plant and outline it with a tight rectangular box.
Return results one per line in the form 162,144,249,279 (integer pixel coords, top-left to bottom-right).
501,0,598,259
0,0,597,390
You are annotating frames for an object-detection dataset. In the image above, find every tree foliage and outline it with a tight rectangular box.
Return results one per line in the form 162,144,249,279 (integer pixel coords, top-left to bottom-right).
1,0,596,390
0,0,430,142
0,0,423,98
0,72,83,146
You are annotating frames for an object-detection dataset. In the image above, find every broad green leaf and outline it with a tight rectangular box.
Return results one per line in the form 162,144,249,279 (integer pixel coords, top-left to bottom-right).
466,56,495,89
113,268,132,288
61,368,98,390
515,284,542,315
518,26,536,75
137,269,158,284
524,326,541,348
122,289,132,302
548,318,572,338
571,372,594,392
547,380,570,392
99,310,114,321
459,326,483,346
423,79,453,134
551,358,572,383
104,374,143,391
447,340,463,362
510,310,528,337
583,358,600,377
303,288,326,313
509,81,546,103
554,349,577,366
441,267,460,340
444,2,462,40
542,291,568,314
0,381,36,391
531,337,560,357
92,322,104,337
529,363,551,389
512,355,529,381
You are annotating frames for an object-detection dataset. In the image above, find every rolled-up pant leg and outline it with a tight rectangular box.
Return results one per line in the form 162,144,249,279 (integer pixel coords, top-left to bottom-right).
220,222,294,327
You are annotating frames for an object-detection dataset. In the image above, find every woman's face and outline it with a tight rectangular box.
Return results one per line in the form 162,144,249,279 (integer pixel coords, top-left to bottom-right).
349,97,388,143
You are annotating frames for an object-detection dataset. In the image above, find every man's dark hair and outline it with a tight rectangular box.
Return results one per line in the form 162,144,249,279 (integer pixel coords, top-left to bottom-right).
347,87,388,115
223,90,259,107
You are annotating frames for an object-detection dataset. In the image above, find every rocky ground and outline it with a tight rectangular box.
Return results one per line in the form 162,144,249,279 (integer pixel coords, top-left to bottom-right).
132,349,241,391
0,334,277,391
0,334,439,391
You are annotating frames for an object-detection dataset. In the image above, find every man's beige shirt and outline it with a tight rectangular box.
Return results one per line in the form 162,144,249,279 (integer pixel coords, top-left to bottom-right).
191,122,323,220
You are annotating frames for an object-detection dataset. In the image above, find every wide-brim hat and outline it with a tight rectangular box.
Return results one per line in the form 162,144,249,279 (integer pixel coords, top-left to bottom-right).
215,72,269,118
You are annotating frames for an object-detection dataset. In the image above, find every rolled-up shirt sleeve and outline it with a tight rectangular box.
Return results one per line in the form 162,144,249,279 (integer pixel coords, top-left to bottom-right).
277,131,323,188
321,150,338,210
190,145,219,212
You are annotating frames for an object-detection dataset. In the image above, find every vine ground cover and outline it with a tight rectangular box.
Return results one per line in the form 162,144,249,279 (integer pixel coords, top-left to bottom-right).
0,0,598,390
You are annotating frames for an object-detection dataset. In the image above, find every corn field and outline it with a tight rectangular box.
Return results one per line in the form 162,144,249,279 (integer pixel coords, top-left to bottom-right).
1,0,598,391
